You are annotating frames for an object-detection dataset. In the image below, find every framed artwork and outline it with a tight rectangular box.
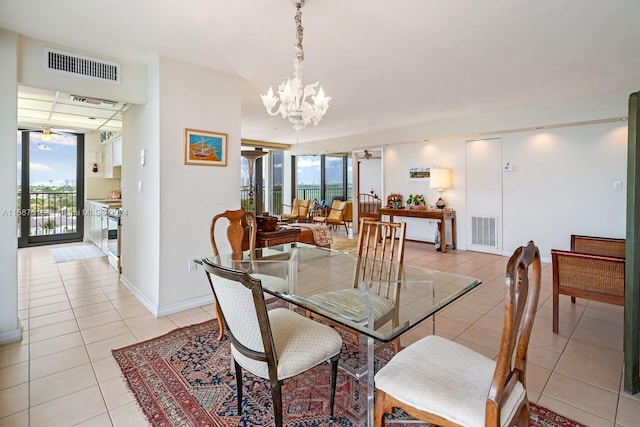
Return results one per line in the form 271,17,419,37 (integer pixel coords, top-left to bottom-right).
184,128,227,166
408,166,431,181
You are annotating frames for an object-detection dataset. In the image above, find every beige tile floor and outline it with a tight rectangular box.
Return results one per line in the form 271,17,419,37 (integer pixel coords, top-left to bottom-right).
2,237,640,426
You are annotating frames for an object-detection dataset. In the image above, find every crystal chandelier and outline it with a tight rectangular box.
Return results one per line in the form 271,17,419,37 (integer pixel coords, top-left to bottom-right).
260,0,330,132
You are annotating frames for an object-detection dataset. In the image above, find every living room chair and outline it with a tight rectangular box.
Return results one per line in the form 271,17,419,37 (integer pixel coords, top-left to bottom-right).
281,198,312,222
312,199,349,233
374,240,541,427
551,234,626,334
202,261,343,427
306,218,407,351
210,208,288,340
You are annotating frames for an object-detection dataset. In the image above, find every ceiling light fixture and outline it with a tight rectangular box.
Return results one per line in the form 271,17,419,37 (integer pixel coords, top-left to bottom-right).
41,127,52,141
260,0,330,132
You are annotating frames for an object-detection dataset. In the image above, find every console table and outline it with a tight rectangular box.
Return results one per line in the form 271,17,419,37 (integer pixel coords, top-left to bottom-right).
378,208,456,252
256,227,301,248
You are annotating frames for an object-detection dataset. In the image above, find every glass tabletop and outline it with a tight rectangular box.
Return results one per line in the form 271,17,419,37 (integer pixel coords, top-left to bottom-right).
200,242,482,342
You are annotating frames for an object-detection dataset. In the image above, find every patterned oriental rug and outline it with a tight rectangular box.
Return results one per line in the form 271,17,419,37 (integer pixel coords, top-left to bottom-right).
112,319,587,427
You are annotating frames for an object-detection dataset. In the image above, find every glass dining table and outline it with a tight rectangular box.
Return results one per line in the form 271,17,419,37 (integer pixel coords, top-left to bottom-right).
201,242,482,426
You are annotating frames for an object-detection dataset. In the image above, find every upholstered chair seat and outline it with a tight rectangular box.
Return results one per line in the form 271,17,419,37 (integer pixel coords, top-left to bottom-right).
306,288,395,324
232,307,343,380
374,335,526,427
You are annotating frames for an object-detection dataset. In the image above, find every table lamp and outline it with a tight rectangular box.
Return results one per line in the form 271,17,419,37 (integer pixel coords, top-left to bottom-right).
430,168,451,209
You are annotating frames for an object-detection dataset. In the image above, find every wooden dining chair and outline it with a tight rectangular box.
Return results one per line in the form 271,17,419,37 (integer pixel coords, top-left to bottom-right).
209,208,288,340
202,260,343,427
374,240,541,427
306,218,406,351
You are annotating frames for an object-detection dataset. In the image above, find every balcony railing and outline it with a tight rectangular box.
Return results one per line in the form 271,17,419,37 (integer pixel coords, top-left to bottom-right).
18,191,78,236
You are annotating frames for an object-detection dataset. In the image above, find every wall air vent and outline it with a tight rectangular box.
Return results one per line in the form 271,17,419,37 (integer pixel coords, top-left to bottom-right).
44,47,121,84
471,216,498,248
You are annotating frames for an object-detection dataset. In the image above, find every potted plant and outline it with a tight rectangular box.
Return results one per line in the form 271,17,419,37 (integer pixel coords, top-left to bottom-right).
406,194,426,209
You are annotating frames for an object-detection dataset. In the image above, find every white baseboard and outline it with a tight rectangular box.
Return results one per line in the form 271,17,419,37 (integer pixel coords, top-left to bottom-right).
119,274,159,316
119,274,213,318
0,325,22,345
156,295,214,317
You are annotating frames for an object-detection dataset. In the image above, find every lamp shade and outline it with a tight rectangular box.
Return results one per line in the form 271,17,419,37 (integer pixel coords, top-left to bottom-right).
430,168,451,190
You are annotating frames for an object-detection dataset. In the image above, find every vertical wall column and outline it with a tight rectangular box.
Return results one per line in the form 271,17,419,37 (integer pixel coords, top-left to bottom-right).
625,91,640,394
0,30,21,344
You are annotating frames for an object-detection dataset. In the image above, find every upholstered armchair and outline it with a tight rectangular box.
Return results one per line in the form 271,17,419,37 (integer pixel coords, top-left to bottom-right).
312,199,348,232
281,198,312,222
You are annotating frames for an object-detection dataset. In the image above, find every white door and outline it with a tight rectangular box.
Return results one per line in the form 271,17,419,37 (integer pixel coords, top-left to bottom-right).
465,138,503,254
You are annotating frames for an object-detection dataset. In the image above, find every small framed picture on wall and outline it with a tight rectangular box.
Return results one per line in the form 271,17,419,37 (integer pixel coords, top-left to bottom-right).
408,166,431,181
184,128,228,166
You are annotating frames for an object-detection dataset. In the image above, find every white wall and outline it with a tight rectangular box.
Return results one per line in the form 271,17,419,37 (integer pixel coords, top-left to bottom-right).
157,56,241,313
501,122,626,256
0,30,21,344
384,140,467,243
292,96,629,261
119,56,242,316
119,58,162,312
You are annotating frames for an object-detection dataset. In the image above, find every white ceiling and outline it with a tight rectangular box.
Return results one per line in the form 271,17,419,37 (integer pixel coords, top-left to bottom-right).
2,0,640,144
17,86,128,134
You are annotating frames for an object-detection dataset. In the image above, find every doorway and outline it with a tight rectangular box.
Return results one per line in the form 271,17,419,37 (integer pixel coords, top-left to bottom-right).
465,138,503,254
17,130,85,247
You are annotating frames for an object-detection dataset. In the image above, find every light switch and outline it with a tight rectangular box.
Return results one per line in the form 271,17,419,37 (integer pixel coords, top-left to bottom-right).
140,149,145,166
138,181,143,192
614,181,622,190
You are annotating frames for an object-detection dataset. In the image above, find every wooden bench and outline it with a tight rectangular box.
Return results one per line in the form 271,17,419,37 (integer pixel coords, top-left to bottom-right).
551,235,626,333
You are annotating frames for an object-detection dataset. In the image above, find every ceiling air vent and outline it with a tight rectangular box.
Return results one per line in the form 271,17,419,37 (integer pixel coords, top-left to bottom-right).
43,47,121,84
69,95,117,108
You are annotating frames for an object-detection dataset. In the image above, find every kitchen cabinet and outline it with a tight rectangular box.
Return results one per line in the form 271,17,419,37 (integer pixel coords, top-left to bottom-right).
112,136,122,166
86,201,107,249
103,136,122,178
86,200,122,256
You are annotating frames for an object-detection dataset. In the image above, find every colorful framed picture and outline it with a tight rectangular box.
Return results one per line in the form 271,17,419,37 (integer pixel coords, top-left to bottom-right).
408,166,431,181
184,128,227,166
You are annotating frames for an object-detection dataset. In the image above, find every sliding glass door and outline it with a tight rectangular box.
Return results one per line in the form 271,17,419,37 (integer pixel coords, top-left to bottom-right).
17,130,85,247
293,154,352,204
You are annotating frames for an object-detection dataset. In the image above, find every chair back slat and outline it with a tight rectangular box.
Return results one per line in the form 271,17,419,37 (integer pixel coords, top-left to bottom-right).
487,241,541,422
353,218,406,291
210,208,257,260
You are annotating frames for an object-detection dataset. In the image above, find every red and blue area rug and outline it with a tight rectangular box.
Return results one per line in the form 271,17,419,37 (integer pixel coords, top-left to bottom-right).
112,319,586,426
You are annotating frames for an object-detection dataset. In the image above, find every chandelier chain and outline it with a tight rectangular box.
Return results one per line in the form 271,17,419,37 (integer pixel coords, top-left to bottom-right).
295,3,304,63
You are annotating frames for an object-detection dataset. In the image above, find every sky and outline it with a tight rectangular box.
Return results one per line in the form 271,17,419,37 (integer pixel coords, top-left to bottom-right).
17,132,78,187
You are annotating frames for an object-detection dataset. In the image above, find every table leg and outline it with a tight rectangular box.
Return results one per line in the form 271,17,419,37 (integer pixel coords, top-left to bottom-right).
439,220,447,253
367,335,374,427
451,216,457,249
